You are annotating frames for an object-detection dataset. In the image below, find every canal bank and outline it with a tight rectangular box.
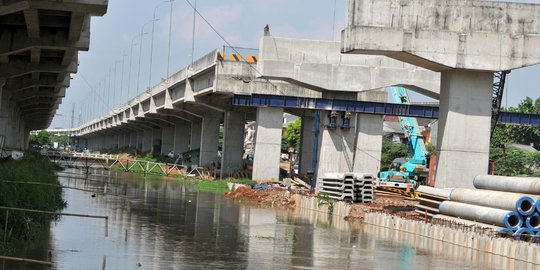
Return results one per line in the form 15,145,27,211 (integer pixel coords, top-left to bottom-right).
0,155,66,258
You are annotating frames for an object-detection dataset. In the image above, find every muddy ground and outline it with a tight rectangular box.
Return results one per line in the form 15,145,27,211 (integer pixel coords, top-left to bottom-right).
224,186,423,222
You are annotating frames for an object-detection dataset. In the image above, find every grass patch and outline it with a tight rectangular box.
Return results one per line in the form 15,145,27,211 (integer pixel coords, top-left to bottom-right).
195,178,254,194
0,154,66,255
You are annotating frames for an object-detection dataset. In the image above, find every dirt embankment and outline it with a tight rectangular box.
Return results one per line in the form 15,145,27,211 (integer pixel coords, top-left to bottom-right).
224,187,297,208
225,186,422,222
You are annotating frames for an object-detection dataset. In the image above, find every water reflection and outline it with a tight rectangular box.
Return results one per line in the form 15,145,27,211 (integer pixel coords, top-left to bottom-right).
5,168,532,269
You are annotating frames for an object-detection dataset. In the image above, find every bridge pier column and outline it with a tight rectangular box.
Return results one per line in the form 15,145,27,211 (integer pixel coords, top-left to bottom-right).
435,71,493,189
173,120,190,155
199,113,221,168
316,111,356,185
252,107,283,182
299,114,315,175
161,125,175,156
221,111,245,177
352,90,386,176
122,133,129,149
352,114,384,176
0,81,7,139
190,119,202,150
136,131,143,152
151,128,162,156
142,129,152,153
129,132,137,148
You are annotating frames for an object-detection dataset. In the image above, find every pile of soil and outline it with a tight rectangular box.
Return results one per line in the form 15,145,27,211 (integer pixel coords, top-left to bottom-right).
225,186,296,209
347,194,423,221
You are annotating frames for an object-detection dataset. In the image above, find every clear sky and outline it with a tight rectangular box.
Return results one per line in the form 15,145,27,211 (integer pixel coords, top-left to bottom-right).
50,0,540,128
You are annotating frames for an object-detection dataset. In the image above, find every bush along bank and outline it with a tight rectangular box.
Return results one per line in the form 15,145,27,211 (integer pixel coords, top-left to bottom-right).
0,155,66,255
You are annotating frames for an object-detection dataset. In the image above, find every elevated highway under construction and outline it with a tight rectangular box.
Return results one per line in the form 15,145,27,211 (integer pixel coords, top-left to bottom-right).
3,0,540,267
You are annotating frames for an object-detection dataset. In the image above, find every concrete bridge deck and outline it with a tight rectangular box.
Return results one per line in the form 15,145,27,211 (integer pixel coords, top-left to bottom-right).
0,0,108,150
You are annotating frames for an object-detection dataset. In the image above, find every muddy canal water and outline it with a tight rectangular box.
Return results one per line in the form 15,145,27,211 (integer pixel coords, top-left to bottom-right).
8,168,512,269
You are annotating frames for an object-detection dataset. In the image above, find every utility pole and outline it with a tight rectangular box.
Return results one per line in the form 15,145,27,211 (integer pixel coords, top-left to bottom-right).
191,0,197,67
71,103,75,128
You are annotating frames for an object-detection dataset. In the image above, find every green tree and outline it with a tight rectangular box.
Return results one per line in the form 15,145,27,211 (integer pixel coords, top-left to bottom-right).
29,130,52,147
283,119,302,152
380,136,409,171
490,96,540,175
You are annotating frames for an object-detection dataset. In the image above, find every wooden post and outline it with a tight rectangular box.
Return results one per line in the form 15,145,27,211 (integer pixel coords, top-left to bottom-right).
428,154,437,187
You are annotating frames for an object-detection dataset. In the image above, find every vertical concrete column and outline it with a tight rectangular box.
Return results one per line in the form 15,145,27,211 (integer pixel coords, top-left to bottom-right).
129,132,137,148
151,128,162,155
0,80,6,138
316,112,356,183
0,95,8,144
252,107,283,182
299,115,315,175
100,135,107,151
142,129,153,153
221,111,245,177
352,114,384,176
122,133,130,149
136,130,144,152
173,120,191,154
435,71,493,189
161,125,175,156
199,113,221,167
190,119,202,150
353,90,386,176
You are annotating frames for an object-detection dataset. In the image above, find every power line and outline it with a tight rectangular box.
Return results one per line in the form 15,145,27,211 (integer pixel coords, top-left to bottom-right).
183,0,286,96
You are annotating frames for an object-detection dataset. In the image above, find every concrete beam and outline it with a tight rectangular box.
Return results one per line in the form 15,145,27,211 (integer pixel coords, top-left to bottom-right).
23,9,40,38
257,36,440,99
342,0,540,71
68,12,86,41
0,29,90,56
0,60,78,78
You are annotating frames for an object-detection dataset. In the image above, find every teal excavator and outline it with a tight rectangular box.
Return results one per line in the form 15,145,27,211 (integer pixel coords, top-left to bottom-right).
378,86,430,190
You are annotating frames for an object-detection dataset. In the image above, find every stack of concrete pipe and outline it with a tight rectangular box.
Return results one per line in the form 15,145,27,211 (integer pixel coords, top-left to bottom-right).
435,175,540,239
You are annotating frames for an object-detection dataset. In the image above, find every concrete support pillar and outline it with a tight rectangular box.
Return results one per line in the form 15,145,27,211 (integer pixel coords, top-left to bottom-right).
142,129,152,153
136,131,143,152
122,133,129,149
0,90,11,145
161,125,175,156
435,71,493,189
173,120,191,155
352,90,386,176
100,135,107,151
221,111,245,177
190,119,202,150
316,112,356,183
151,128,162,155
299,115,315,175
129,132,137,148
352,114,384,176
252,107,283,182
199,113,221,167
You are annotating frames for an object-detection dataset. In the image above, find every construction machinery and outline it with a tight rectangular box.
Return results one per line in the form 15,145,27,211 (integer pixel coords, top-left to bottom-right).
378,86,429,190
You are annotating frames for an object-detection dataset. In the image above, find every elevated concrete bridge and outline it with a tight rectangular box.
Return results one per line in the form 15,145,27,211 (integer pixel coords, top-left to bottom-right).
0,0,108,150
65,35,440,182
21,0,540,191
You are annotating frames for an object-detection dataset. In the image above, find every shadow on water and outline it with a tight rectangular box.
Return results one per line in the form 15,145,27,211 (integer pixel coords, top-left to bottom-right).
5,167,524,269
